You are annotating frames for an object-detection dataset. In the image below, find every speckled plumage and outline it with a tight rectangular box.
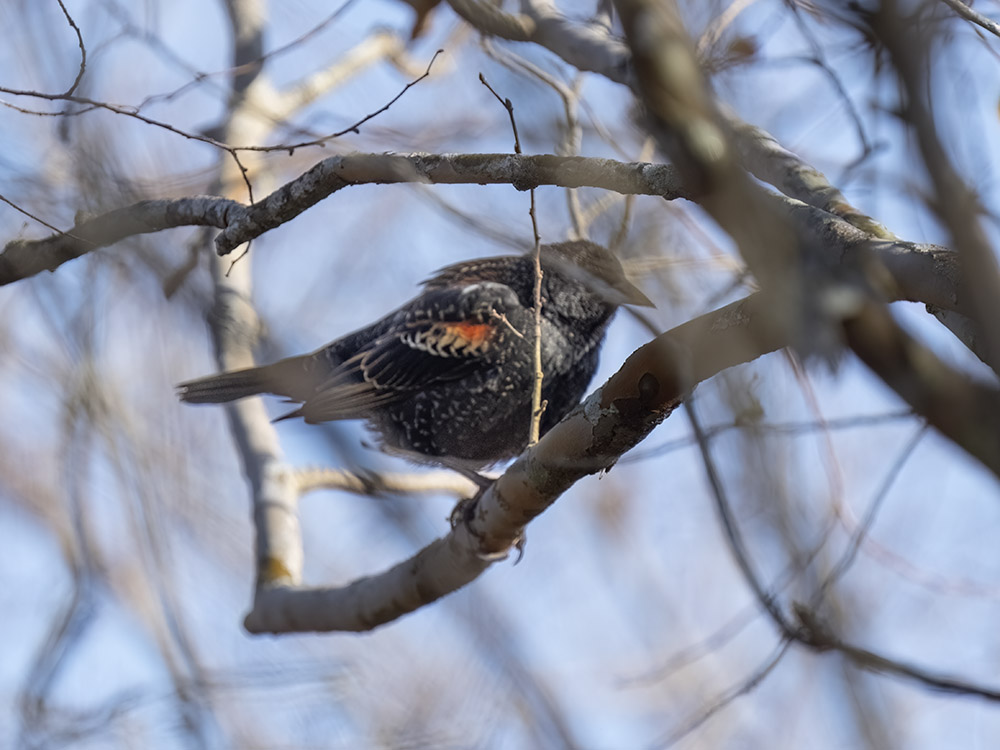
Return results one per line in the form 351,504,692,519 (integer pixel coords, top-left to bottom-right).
178,240,652,468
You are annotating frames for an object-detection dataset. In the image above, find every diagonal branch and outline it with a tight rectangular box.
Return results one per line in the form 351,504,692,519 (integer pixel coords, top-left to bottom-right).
244,292,783,633
872,2,1000,374
938,0,1000,38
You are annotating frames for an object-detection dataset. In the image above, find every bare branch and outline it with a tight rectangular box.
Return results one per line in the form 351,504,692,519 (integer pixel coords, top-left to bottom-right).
1,155,974,359
794,605,1000,702
938,0,1000,38
0,197,244,286
293,467,477,498
453,0,888,235
212,0,302,593
0,155,974,333
842,299,1000,478
55,0,87,97
873,3,1000,373
479,73,545,446
213,152,689,253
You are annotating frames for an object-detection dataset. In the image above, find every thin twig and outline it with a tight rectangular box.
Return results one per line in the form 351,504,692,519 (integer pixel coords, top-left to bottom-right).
621,410,915,461
528,210,544,445
480,39,585,235
793,604,1000,702
659,638,793,748
258,49,443,152
0,193,79,237
686,396,794,632
816,425,928,599
489,310,526,338
55,0,87,97
0,48,443,202
480,73,546,445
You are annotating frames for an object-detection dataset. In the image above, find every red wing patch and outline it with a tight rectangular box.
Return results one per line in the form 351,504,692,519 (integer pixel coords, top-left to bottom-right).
402,320,496,357
446,321,493,347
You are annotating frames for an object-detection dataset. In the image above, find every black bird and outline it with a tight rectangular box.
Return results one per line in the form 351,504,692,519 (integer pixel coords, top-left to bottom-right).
178,240,652,469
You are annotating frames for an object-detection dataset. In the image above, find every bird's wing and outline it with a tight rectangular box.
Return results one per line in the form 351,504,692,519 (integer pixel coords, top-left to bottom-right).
291,282,527,422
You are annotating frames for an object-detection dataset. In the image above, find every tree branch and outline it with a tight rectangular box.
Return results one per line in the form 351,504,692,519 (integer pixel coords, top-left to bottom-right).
211,0,304,593
212,152,688,253
0,155,973,328
0,197,244,286
873,2,1000,373
938,0,1000,39
292,467,477,498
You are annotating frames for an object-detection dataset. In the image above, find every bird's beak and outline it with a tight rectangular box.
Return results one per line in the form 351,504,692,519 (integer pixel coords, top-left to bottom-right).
614,278,655,307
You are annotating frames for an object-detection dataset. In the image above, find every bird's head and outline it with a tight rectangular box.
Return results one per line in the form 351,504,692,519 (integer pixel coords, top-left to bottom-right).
540,240,654,309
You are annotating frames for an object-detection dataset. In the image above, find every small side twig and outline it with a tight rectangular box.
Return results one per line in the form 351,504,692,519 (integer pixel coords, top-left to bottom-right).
660,638,793,748
480,39,585,236
480,73,546,445
686,395,794,632
56,0,87,97
815,424,928,600
292,467,478,498
0,193,78,237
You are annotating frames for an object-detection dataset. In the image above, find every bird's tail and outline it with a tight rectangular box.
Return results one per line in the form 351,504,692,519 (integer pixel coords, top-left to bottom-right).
179,352,333,405
177,349,339,404
177,366,274,404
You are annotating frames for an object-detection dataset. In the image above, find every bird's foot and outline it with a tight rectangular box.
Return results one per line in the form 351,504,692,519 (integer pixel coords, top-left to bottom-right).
449,487,527,564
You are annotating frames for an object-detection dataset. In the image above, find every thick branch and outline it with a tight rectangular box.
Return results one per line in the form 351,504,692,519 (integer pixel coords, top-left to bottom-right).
614,0,1000,476
0,155,974,327
843,300,1000,476
874,3,1000,373
213,153,688,253
0,197,244,286
617,0,829,359
249,282,999,634
212,0,304,592
448,0,630,80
